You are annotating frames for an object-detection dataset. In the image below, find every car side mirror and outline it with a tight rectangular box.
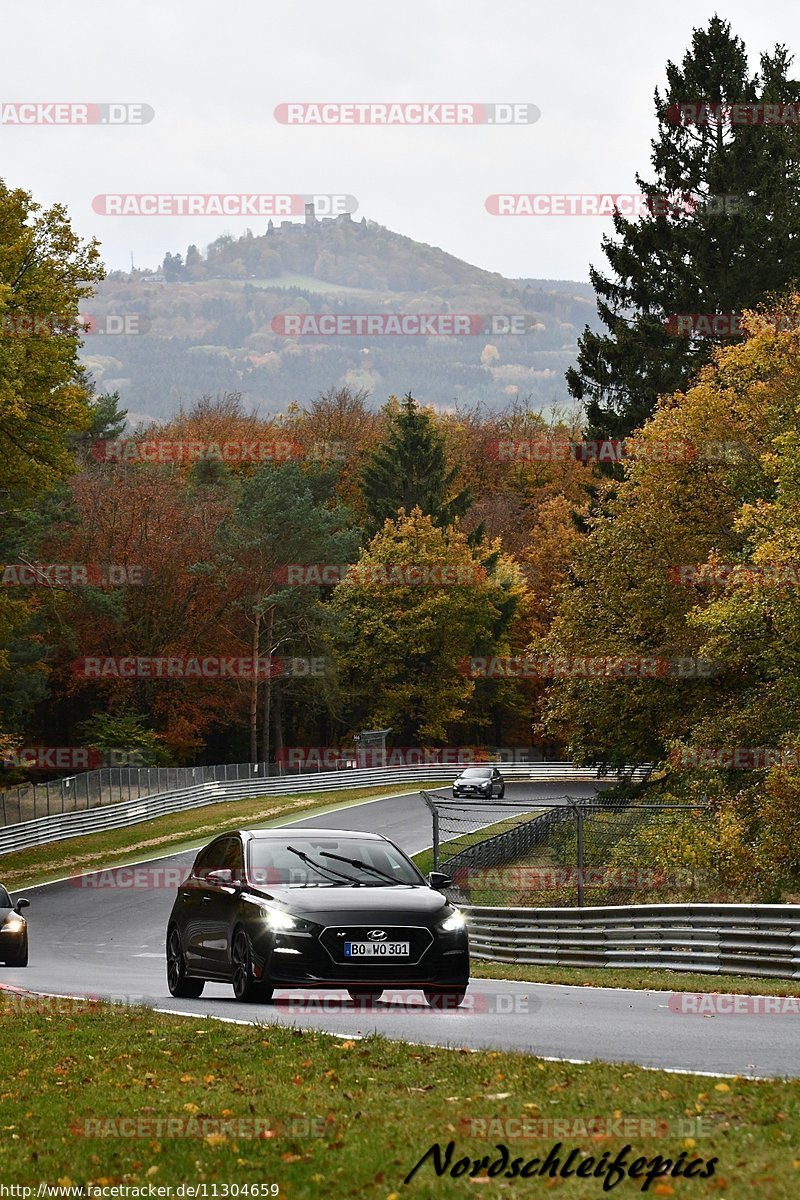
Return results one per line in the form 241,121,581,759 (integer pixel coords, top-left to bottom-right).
14,897,30,912
427,872,453,890
205,869,237,888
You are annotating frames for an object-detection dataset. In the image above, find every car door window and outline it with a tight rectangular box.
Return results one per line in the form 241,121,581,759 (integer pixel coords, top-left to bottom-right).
192,839,227,882
221,837,244,883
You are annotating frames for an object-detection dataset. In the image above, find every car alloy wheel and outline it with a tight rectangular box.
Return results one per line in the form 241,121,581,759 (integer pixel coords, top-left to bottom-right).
231,927,273,1003
166,927,204,998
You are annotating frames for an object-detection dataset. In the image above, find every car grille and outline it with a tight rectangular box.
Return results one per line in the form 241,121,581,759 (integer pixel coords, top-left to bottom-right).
319,925,434,966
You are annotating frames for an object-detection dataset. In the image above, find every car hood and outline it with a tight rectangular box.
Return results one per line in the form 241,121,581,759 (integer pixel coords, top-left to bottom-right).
245,884,450,924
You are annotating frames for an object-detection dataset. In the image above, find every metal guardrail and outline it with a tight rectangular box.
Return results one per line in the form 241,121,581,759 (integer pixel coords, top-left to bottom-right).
0,761,315,827
0,763,627,857
465,903,800,979
0,757,651,827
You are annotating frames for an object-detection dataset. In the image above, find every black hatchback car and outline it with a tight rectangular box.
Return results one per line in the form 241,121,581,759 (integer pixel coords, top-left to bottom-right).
166,828,469,1006
452,766,505,798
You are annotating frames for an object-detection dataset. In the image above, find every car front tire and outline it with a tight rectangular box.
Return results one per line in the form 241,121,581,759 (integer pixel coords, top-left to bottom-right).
231,927,273,1003
166,926,204,998
4,935,28,967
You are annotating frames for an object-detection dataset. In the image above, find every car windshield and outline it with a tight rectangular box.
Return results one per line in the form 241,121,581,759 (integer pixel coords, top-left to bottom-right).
247,837,423,888
0,886,10,908
459,768,492,778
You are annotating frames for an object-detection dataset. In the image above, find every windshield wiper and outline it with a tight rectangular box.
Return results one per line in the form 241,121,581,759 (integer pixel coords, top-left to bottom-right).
318,850,404,887
285,845,363,886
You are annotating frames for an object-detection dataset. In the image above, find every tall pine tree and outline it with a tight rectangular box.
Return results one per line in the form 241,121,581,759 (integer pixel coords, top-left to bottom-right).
568,17,800,441
360,393,472,533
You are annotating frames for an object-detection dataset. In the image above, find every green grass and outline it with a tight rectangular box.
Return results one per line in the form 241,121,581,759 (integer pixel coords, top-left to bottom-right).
249,273,383,297
470,960,800,997
0,782,442,891
0,1000,797,1196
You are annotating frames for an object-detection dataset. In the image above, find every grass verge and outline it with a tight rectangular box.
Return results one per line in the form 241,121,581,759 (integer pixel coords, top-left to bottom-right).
0,998,797,1196
470,960,800,997
0,783,441,891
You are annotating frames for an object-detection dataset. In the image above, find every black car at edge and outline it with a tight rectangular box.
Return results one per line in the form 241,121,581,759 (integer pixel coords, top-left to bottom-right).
0,884,30,966
166,828,469,1006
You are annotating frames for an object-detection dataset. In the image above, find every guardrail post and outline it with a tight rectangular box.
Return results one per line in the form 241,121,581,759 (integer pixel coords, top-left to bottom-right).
420,790,440,869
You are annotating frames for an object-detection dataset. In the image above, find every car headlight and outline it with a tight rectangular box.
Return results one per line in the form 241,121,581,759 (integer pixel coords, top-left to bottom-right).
263,907,296,931
2,914,24,933
440,908,466,932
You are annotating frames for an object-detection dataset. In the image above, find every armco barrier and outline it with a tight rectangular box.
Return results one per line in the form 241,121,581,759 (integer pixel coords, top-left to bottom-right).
465,903,800,979
0,763,639,856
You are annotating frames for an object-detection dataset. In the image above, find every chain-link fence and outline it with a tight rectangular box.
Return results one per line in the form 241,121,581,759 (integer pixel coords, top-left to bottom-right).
0,754,625,829
0,758,360,827
423,792,716,907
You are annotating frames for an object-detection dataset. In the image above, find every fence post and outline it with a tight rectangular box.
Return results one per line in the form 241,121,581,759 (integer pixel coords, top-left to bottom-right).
566,798,585,907
420,791,439,870
576,804,585,907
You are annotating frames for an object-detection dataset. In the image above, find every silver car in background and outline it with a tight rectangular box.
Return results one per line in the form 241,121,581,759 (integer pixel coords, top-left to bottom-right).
451,766,505,799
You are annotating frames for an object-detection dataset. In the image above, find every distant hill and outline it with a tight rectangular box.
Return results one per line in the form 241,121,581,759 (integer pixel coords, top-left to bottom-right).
82,212,601,423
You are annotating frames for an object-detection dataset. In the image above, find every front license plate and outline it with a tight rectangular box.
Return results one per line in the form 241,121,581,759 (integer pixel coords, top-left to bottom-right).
344,941,410,957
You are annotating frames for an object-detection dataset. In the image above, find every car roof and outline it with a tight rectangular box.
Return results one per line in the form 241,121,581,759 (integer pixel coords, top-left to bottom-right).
240,828,388,841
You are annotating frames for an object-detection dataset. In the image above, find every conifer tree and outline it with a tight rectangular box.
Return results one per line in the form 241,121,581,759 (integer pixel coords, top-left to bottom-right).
568,17,800,440
360,393,472,533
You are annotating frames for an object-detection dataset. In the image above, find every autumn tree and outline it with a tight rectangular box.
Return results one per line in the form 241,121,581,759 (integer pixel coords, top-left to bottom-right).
0,179,103,501
284,386,382,516
218,462,359,762
37,460,237,759
544,294,800,771
331,508,528,742
0,180,103,750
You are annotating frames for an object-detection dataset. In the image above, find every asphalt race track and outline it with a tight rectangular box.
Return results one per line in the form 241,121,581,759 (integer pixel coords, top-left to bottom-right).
2,782,799,1079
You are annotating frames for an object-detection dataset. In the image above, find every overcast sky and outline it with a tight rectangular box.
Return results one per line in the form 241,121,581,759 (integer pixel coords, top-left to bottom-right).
3,0,799,281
